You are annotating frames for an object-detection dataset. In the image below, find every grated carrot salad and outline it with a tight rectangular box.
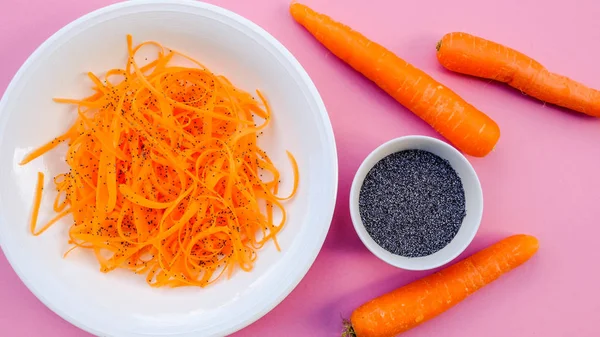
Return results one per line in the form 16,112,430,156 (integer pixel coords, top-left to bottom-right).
21,35,298,287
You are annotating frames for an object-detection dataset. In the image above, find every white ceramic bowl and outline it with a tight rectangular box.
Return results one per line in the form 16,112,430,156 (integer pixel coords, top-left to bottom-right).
0,1,337,336
349,136,483,271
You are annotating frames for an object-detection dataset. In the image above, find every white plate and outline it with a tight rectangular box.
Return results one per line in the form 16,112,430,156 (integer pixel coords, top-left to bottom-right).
0,1,337,336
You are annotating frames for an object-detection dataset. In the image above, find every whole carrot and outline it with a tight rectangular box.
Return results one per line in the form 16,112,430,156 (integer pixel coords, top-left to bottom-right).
344,234,539,337
290,3,500,157
436,32,600,117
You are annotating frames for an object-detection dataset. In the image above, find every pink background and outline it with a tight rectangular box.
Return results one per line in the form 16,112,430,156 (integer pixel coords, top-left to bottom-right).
1,0,600,336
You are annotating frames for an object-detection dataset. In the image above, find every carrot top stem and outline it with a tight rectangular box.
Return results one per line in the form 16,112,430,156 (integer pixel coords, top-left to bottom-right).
342,319,357,337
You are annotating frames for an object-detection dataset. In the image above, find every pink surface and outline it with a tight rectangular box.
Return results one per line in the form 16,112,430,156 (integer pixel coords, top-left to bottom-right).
1,0,600,336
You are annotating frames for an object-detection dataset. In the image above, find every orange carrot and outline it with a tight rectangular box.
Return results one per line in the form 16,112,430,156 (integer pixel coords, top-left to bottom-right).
344,234,539,337
29,172,45,235
20,35,299,288
290,3,500,157
436,32,600,117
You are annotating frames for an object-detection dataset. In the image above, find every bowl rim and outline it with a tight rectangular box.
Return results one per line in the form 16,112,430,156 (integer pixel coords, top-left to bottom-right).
0,1,338,336
349,135,483,271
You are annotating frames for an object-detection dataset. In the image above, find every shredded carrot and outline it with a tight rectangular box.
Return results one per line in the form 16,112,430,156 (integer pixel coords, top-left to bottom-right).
30,172,45,235
23,35,299,287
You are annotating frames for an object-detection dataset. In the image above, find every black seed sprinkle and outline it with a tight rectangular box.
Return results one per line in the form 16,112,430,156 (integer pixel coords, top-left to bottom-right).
358,149,466,257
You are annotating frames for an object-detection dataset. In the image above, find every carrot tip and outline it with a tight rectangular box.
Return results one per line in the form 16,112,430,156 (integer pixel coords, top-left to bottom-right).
289,2,307,20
